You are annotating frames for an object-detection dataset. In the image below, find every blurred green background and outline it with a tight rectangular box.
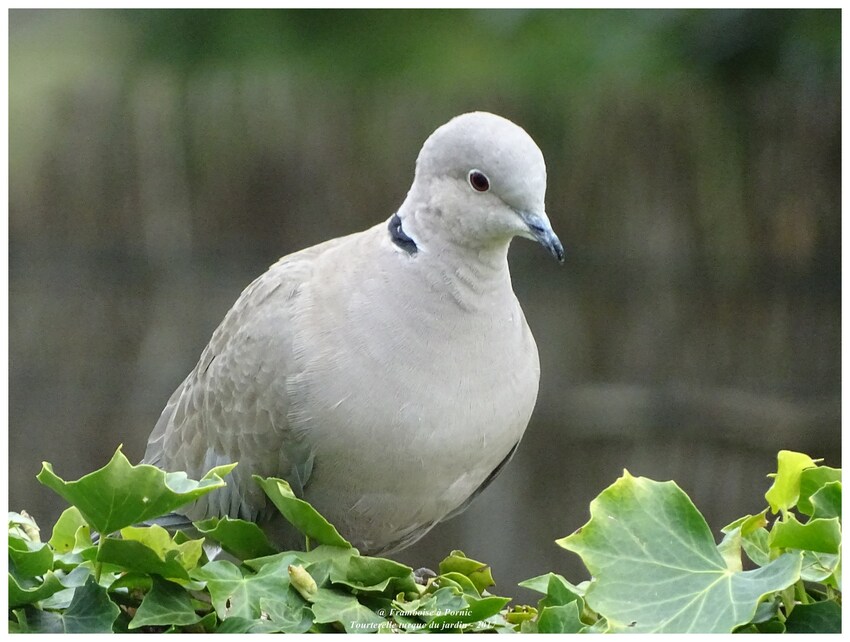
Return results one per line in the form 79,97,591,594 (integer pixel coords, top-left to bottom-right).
9,9,840,595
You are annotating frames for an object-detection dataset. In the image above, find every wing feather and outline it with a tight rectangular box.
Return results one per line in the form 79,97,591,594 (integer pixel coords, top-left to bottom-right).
142,242,335,524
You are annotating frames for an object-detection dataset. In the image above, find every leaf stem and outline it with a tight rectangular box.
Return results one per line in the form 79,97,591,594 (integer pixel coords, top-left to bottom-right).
794,580,810,605
780,585,796,618
94,531,105,584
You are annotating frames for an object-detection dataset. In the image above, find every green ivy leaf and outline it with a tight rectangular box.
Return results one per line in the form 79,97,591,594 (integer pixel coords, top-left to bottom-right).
517,572,555,595
519,572,584,612
437,550,495,593
749,596,782,624
519,568,587,632
769,514,841,554
437,571,481,596
310,587,388,632
421,585,469,622
800,550,841,584
41,566,95,611
429,594,511,629
329,554,417,596
96,537,191,581
194,516,277,560
253,476,351,549
108,571,152,593
37,447,235,534
798,466,841,516
244,544,355,573
17,608,65,633
736,618,787,633
8,536,53,579
808,481,841,520
719,511,770,571
120,524,204,571
129,576,201,629
557,471,803,633
30,576,120,633
50,510,94,572
721,511,770,567
536,601,586,633
193,558,294,620
214,616,282,633
8,570,65,608
47,507,89,553
784,599,841,633
259,594,314,633
765,450,819,514
180,611,217,633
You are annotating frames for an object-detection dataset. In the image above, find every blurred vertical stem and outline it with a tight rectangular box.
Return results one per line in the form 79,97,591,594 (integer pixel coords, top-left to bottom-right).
794,580,810,605
95,533,105,584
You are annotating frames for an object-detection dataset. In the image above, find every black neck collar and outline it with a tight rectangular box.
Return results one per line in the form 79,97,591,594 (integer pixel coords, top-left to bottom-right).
388,213,418,255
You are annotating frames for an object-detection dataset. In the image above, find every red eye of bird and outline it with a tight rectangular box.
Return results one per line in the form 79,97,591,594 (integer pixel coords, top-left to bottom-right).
468,170,490,192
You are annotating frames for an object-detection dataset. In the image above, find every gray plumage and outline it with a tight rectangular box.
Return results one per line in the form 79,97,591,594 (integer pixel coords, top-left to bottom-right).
143,111,563,555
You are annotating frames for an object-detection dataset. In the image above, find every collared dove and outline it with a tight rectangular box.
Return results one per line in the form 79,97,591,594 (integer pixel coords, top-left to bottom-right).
143,111,563,555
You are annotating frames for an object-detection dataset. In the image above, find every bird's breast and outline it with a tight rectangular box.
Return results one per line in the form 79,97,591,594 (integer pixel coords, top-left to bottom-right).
289,272,538,481
277,236,541,551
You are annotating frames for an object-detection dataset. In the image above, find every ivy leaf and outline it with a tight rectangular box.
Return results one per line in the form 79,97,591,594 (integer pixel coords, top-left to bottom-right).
329,553,417,596
41,566,95,610
310,587,388,632
29,576,120,633
120,524,204,571
519,572,583,610
244,544,355,572
536,601,587,633
129,576,201,629
808,481,841,520
765,450,819,514
8,570,65,608
519,569,586,632
718,511,769,571
418,586,477,631
96,537,191,581
108,571,152,593
437,571,481,596
8,536,53,578
194,516,277,560
259,595,314,633
797,466,841,517
214,616,282,633
800,551,841,584
437,550,495,593
429,594,511,629
48,507,89,553
736,618,787,633
783,600,842,633
720,511,770,567
50,508,94,572
769,514,841,554
37,447,235,534
193,559,294,620
558,471,803,633
253,476,351,549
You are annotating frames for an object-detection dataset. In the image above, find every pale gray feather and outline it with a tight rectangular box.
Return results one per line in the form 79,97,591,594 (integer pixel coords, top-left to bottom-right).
143,112,562,555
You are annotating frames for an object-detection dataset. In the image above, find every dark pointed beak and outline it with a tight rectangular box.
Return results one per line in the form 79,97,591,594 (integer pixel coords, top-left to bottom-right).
518,210,565,264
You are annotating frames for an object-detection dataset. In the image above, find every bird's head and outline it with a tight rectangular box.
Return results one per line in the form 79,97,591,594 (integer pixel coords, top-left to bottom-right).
402,111,563,263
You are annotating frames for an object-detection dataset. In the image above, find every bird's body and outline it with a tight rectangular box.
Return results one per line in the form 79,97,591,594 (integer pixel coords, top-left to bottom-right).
143,112,562,555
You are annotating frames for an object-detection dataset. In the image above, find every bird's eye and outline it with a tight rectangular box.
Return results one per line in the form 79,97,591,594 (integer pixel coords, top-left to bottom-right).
468,170,490,193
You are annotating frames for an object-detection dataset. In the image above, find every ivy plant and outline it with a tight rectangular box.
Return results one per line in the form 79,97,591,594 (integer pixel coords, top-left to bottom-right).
7,448,841,633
